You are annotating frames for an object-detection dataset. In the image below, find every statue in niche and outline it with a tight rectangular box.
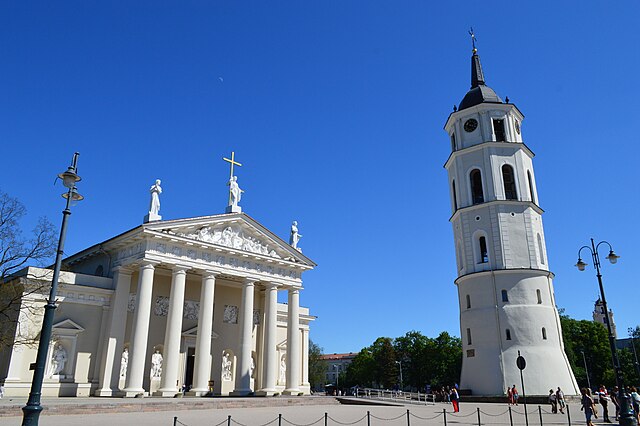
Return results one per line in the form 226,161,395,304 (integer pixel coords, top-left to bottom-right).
151,350,163,379
228,176,244,208
120,347,129,378
148,179,162,216
222,352,233,381
279,355,286,384
49,343,67,377
289,221,302,250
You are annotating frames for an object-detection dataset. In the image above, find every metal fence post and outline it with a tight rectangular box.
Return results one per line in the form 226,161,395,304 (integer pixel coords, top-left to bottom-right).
227,415,231,426
407,409,410,426
443,409,447,426
279,414,282,426
509,407,514,426
324,412,328,426
477,407,481,426
567,405,571,426
538,405,543,426
367,411,370,426
173,417,177,426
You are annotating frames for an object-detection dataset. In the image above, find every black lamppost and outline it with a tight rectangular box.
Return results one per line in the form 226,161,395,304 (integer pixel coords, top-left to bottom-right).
576,238,636,426
22,153,83,426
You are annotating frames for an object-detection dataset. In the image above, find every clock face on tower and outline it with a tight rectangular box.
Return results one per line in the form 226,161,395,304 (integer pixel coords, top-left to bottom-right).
464,119,478,132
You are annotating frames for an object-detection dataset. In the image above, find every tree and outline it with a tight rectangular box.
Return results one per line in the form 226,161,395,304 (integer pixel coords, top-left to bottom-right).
0,190,56,349
371,337,397,389
345,348,376,388
308,339,325,390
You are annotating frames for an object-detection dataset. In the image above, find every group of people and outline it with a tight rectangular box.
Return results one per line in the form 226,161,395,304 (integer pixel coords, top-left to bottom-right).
547,387,566,414
581,385,640,426
433,386,461,412
506,385,520,405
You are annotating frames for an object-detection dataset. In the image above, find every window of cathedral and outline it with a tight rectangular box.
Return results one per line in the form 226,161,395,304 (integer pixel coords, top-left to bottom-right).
478,236,488,263
527,171,536,203
451,133,456,151
470,169,484,204
542,327,547,340
466,294,471,309
505,329,512,340
501,165,518,200
501,289,508,302
537,234,545,264
466,328,472,345
536,289,542,304
493,118,506,142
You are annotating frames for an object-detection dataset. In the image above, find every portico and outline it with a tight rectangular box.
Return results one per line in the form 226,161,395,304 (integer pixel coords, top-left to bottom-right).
0,212,315,398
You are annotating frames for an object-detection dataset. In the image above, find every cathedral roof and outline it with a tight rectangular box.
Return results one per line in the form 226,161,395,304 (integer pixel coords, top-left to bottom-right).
458,49,503,111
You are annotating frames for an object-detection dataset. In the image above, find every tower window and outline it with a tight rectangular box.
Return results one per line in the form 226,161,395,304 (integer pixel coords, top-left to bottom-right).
542,327,547,340
470,169,484,204
452,180,458,210
501,289,508,302
537,234,545,265
466,294,471,309
536,289,542,304
451,133,456,151
457,242,463,271
527,171,537,203
502,165,518,200
506,329,511,340
493,119,506,142
479,236,488,263
466,328,472,345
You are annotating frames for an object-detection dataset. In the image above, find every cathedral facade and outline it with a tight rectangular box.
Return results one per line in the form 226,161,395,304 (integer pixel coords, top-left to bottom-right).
0,208,315,398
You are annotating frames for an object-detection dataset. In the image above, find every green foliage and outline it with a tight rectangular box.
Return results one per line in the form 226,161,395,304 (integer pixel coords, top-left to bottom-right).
308,340,325,390
344,330,462,391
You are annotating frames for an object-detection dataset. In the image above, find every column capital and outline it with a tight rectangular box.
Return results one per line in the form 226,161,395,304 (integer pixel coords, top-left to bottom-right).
199,269,221,279
139,260,159,269
242,276,259,285
288,287,300,295
263,282,280,290
171,265,191,274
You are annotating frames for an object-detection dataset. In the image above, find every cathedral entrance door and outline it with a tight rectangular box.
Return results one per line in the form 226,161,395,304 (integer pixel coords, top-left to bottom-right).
184,347,195,390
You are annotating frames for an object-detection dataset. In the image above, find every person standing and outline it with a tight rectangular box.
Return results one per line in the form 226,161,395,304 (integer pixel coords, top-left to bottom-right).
549,389,558,413
507,386,513,405
581,387,595,426
556,387,566,414
597,385,612,423
512,385,519,406
450,387,460,413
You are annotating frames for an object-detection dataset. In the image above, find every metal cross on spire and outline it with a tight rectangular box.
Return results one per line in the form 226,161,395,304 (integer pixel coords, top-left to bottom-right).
223,151,242,204
469,27,477,53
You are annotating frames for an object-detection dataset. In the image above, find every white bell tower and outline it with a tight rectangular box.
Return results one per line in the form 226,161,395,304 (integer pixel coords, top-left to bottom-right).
443,44,579,396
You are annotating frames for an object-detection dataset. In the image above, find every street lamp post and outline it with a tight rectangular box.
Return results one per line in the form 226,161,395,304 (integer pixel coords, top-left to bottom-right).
395,360,403,391
581,350,592,390
22,153,83,426
576,238,636,426
334,364,339,389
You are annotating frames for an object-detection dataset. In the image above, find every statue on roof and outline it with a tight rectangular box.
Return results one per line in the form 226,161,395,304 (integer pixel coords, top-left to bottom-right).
289,221,303,251
144,179,162,223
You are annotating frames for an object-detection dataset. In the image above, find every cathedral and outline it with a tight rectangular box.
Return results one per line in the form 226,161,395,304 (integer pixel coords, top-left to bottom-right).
0,164,316,398
444,40,579,395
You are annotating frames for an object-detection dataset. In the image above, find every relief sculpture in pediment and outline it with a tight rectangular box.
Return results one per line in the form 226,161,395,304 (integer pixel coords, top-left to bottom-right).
176,226,282,259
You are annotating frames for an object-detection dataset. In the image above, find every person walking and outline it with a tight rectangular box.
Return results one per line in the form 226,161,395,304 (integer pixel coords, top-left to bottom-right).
631,387,640,421
507,386,513,405
549,389,558,413
581,387,596,426
610,386,620,421
597,385,612,423
512,385,519,406
556,387,566,414
450,386,460,413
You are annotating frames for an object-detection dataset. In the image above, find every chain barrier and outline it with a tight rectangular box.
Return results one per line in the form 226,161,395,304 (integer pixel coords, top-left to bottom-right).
447,411,478,418
230,418,250,426
408,411,443,421
369,412,407,421
254,418,280,426
326,414,367,425
213,419,229,426
282,416,325,426
479,409,510,417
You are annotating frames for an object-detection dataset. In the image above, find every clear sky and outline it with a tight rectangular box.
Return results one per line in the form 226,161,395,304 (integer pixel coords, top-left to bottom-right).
2,1,639,354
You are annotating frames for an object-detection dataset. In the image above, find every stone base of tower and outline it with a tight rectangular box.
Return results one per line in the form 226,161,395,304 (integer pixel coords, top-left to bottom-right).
457,270,580,396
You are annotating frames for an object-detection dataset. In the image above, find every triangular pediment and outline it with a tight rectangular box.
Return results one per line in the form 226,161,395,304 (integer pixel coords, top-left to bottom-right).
52,319,85,335
143,213,315,266
182,326,219,339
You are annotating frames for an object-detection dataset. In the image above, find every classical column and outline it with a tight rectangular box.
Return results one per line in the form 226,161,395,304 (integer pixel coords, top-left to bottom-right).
123,261,155,397
257,282,278,395
189,271,218,396
96,266,133,396
232,278,255,395
302,328,309,387
155,267,188,396
283,287,301,395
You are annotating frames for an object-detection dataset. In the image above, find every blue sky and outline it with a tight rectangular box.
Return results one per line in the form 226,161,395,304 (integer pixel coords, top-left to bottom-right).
1,1,639,354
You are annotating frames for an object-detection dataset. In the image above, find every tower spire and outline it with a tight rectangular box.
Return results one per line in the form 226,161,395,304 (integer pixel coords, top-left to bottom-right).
469,28,485,88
